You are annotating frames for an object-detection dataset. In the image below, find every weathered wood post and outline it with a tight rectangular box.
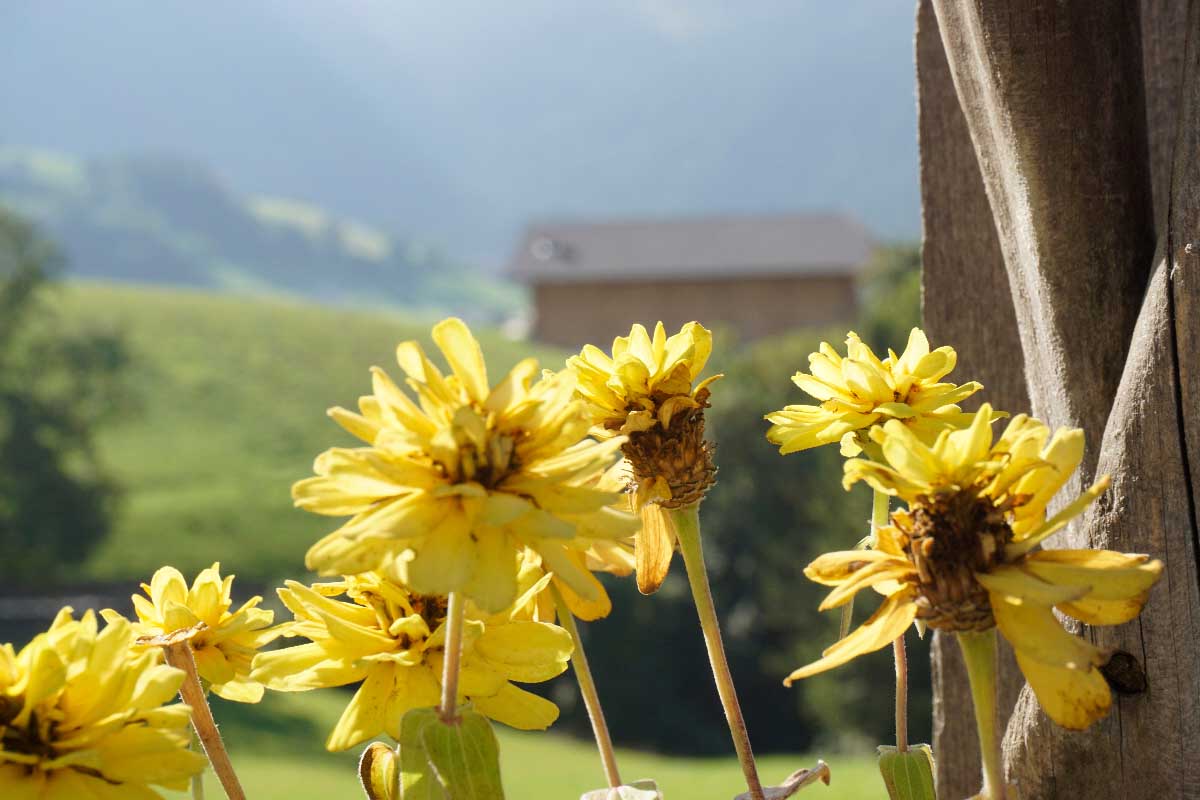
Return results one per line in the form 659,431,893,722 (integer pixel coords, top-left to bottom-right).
916,1,1200,797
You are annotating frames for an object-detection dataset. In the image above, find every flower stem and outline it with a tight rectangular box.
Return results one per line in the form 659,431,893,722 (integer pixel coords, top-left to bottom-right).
957,629,1007,800
439,591,466,723
873,489,909,753
190,725,206,800
162,641,246,800
550,584,623,788
670,504,765,800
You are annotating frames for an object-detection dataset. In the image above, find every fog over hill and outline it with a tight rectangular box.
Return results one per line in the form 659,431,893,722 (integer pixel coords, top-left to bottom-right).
1,2,919,266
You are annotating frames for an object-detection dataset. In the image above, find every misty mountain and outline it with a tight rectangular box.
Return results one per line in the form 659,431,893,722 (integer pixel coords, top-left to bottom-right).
0,148,520,319
0,2,919,265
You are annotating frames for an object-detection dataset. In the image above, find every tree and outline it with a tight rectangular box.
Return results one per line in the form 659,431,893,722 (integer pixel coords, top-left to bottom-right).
0,208,129,583
916,1,1199,796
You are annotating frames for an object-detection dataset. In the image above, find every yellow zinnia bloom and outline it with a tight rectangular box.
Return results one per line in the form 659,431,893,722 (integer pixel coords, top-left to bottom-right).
567,321,721,439
765,328,985,457
102,563,277,703
786,406,1163,730
567,322,720,594
251,573,573,751
294,317,637,613
0,609,206,799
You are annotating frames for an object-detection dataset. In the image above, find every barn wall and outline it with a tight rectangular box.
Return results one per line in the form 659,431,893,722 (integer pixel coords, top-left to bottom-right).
530,274,857,349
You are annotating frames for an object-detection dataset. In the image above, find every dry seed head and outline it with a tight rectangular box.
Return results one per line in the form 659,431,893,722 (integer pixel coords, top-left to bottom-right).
623,387,717,508
895,489,1014,632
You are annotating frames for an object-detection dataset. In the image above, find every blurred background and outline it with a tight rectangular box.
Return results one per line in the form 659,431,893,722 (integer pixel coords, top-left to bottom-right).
0,2,925,796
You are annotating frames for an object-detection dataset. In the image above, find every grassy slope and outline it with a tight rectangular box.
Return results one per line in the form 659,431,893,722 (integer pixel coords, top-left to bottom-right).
55,281,557,583
168,691,880,799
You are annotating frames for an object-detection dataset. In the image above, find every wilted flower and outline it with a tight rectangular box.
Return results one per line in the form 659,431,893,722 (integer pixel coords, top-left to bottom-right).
0,609,206,799
785,407,1163,730
568,322,720,593
103,563,277,702
251,573,573,751
294,317,636,613
765,328,986,457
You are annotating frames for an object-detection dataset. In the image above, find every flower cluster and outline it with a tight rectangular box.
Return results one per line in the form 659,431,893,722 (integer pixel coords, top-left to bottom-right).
252,573,573,750
0,610,206,799
295,317,637,613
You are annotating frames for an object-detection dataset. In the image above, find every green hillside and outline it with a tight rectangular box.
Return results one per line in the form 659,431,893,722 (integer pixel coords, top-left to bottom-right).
57,281,553,583
0,149,521,319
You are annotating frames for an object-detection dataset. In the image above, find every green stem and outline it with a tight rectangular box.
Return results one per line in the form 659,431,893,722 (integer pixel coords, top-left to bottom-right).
670,504,765,800
439,591,465,723
957,630,1007,800
550,585,623,788
873,489,909,753
190,725,206,800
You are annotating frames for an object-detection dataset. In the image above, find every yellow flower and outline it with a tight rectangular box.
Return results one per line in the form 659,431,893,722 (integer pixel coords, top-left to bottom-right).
102,563,278,703
294,317,637,613
765,328,985,457
568,321,721,438
251,573,574,751
568,322,720,594
0,608,206,799
785,407,1163,730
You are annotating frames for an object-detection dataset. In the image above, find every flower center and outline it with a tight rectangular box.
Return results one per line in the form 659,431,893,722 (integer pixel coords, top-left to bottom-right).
1,710,58,762
444,409,523,489
897,490,1012,632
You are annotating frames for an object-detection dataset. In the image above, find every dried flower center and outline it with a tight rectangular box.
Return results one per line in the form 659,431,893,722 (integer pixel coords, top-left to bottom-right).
896,490,1013,633
623,388,717,509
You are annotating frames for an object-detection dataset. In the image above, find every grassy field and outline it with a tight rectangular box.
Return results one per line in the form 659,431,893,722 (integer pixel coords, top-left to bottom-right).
55,281,559,583
169,691,882,799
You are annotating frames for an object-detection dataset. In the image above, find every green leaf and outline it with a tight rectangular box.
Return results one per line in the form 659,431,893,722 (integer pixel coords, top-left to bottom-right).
877,744,937,800
580,779,663,799
359,741,399,800
398,707,445,800
418,708,506,800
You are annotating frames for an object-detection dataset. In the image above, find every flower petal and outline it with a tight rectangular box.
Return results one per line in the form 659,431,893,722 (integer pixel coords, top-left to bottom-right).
783,589,917,684
1014,651,1112,730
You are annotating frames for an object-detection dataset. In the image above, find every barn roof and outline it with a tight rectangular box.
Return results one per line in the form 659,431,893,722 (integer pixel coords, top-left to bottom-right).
508,212,873,284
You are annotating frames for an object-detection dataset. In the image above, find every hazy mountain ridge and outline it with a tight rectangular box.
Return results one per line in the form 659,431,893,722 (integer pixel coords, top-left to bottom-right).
0,148,521,319
0,2,919,264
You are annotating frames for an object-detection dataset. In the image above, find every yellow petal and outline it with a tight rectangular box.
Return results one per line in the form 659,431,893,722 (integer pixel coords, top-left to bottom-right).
326,664,394,751
784,590,917,684
1014,650,1112,730
474,621,573,682
1024,549,1163,625
397,511,476,597
431,317,489,403
804,549,905,586
992,597,1108,671
472,683,559,730
974,565,1089,608
635,505,675,595
462,526,520,614
818,562,916,611
1006,476,1111,556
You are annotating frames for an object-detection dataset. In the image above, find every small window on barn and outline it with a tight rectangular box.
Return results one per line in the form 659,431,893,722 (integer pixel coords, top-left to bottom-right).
530,236,572,263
